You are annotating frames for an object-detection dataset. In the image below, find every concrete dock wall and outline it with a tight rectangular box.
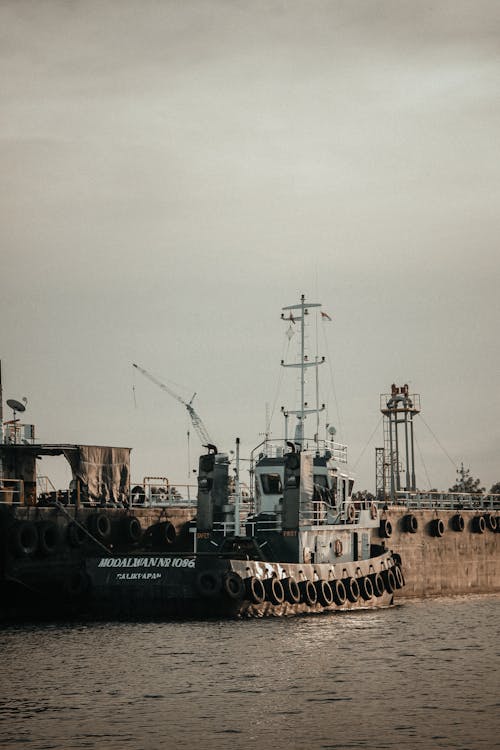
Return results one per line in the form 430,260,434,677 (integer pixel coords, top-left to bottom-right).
376,508,500,598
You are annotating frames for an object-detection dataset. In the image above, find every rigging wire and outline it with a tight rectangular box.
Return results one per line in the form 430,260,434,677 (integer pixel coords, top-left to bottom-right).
419,414,457,471
414,432,433,490
320,323,345,442
352,416,383,471
267,331,292,434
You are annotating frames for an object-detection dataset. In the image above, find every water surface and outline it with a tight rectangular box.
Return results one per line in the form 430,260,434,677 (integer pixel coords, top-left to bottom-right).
1,595,499,749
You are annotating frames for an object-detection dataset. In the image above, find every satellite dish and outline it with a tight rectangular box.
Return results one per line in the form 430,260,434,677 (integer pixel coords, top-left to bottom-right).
328,425,337,436
7,399,26,413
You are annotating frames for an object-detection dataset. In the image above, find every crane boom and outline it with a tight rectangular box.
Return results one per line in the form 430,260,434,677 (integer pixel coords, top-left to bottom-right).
132,363,215,447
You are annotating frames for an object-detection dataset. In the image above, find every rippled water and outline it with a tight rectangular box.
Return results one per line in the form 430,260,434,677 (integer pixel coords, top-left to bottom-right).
1,595,499,750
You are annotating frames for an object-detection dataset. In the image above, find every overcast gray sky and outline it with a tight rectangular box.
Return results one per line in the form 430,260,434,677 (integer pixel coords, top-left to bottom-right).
1,0,499,493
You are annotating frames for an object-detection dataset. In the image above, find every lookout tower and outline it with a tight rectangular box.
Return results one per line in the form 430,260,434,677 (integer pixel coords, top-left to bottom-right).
376,384,421,501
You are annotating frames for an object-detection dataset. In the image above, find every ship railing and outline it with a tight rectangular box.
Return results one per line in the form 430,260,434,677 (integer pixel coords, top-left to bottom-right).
300,500,336,525
226,494,253,523
0,478,25,504
129,480,198,507
255,438,348,463
37,475,57,494
212,521,238,536
0,422,36,445
212,519,260,536
390,491,500,510
300,497,372,526
241,518,282,535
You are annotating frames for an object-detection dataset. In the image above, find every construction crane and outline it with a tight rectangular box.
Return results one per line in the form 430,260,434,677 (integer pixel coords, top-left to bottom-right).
132,363,216,449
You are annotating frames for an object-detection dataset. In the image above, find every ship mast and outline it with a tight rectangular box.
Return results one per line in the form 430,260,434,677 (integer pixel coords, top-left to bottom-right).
281,294,325,447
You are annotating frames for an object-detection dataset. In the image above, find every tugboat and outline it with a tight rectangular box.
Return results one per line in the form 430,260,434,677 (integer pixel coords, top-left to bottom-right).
87,295,405,619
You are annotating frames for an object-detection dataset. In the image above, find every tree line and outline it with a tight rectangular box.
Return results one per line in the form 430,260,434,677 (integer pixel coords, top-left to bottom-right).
449,463,499,495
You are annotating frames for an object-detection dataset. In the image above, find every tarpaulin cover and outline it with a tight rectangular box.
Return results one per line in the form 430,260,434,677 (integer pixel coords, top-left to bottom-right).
63,445,130,504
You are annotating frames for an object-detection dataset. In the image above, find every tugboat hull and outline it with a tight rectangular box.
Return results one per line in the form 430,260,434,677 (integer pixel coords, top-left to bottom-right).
75,548,401,620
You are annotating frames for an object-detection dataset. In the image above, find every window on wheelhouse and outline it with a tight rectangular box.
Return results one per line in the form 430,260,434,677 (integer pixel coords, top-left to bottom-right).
313,474,328,488
260,473,283,494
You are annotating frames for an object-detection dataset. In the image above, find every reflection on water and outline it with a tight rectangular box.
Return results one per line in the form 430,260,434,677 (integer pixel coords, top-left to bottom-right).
1,596,499,749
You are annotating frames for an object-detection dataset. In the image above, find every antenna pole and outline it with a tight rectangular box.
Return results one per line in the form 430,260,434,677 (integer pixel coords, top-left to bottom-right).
300,294,305,444
281,295,322,447
234,437,241,536
315,356,320,447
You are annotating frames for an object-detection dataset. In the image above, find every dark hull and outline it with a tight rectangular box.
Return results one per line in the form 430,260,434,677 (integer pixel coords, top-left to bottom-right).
0,544,399,621
3,502,499,621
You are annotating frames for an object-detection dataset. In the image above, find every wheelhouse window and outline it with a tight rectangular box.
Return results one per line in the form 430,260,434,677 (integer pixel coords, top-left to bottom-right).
260,473,283,494
313,474,328,488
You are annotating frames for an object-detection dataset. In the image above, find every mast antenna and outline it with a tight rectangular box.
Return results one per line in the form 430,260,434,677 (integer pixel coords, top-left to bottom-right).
280,294,325,446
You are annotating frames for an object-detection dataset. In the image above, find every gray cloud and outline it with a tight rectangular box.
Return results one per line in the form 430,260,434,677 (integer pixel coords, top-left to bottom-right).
1,0,499,492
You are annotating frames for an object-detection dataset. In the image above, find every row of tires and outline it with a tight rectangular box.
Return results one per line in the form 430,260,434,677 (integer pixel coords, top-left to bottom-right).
196,565,404,607
8,516,177,558
379,513,499,538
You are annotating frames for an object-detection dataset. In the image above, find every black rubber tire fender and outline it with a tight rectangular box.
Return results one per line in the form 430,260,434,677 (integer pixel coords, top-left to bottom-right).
379,519,392,538
331,579,347,606
472,515,485,534
222,571,245,600
122,516,142,544
299,580,317,605
369,572,385,597
343,577,360,603
10,521,38,557
264,577,285,605
393,565,405,589
88,513,112,542
67,521,86,547
196,570,221,598
315,579,334,607
430,518,445,537
485,514,497,532
282,576,301,604
150,521,177,547
37,521,59,556
403,513,418,533
451,513,465,532
381,568,396,594
358,576,374,601
245,576,265,604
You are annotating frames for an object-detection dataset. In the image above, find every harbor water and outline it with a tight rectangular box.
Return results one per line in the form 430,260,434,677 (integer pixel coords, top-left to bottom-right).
1,595,499,750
